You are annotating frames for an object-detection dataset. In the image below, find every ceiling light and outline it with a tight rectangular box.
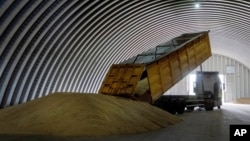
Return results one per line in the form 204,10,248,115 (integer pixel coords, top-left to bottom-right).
195,3,200,8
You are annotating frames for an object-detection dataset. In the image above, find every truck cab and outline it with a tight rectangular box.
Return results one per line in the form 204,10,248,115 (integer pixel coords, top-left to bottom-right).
194,71,222,110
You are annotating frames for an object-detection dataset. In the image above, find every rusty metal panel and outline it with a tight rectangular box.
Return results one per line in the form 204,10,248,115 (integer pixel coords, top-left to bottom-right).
99,64,145,97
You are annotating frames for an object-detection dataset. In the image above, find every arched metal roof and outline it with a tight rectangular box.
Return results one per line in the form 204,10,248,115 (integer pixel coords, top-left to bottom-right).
0,0,249,108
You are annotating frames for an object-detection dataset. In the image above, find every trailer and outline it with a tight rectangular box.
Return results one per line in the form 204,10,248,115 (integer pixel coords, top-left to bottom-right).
98,31,213,114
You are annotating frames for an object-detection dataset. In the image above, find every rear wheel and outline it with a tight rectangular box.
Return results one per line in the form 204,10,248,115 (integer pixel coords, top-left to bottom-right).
187,107,194,111
176,105,185,114
176,99,186,114
205,106,213,111
204,99,214,111
205,103,214,111
169,100,177,114
217,105,221,109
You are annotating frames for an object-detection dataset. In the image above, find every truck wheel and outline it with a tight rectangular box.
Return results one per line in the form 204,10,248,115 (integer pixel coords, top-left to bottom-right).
187,107,194,111
168,100,177,114
177,104,185,114
205,105,213,111
217,105,221,109
176,99,185,114
169,109,176,115
177,107,185,114
204,99,214,111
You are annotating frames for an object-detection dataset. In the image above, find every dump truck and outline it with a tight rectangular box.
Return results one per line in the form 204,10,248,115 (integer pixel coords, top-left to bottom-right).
98,30,214,114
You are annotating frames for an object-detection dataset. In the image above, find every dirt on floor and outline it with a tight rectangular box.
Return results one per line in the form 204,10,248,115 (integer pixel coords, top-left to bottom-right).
232,98,250,104
0,93,181,137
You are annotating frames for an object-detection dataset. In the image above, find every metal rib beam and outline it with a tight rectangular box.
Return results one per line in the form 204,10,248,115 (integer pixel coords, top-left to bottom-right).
0,0,249,108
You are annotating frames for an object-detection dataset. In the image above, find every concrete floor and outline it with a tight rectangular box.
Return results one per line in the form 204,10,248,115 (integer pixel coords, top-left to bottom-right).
1,103,250,141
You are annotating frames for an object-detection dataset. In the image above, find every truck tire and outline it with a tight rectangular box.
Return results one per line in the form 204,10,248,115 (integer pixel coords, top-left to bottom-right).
205,104,213,111
176,99,186,114
169,100,177,114
177,106,185,114
217,105,221,109
187,107,194,111
205,107,212,111
204,99,214,111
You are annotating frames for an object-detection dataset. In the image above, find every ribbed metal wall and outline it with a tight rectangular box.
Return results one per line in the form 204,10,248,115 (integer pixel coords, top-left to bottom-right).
0,0,249,108
166,54,250,102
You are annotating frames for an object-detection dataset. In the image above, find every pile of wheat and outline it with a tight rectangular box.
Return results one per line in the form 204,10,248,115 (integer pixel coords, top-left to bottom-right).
232,98,250,104
0,92,181,136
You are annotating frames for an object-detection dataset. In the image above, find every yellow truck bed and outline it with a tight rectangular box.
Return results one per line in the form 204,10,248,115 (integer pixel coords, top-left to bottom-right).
99,31,212,103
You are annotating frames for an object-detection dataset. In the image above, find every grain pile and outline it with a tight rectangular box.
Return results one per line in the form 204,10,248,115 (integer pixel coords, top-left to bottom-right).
0,93,181,137
233,98,250,104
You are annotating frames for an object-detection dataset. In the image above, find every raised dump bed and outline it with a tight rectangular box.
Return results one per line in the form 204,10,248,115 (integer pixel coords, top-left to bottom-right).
99,31,212,103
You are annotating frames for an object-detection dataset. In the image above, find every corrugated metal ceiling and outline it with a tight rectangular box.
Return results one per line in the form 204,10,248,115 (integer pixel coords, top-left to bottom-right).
0,0,249,108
